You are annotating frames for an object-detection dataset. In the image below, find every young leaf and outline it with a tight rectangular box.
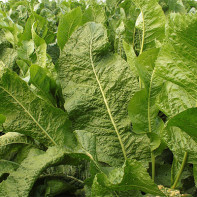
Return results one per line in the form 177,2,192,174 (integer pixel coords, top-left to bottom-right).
0,69,76,147
57,7,82,50
58,22,152,166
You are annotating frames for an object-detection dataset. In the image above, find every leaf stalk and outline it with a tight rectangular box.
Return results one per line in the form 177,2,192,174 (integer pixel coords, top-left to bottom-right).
171,152,188,189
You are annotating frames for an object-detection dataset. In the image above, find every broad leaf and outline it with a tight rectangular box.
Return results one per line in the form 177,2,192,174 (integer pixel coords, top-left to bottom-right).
58,22,152,166
0,69,75,147
57,7,82,50
133,0,166,52
155,13,197,116
0,130,99,197
91,159,164,196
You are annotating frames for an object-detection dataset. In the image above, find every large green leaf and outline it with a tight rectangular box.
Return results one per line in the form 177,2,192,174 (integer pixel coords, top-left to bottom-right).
133,0,166,52
57,7,82,50
0,130,99,197
0,69,75,147
58,22,152,166
91,159,164,196
155,13,197,116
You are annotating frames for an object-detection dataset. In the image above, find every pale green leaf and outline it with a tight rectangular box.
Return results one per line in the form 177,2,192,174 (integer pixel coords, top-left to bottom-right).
57,7,82,50
133,0,166,52
123,40,137,76
32,24,47,68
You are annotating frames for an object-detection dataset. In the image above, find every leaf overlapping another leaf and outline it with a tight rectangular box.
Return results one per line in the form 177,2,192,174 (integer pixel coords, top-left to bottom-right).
0,69,76,148
58,22,151,166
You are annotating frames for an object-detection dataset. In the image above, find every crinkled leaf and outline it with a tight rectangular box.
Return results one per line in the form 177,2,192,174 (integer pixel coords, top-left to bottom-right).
17,40,34,60
166,108,197,143
123,40,137,76
30,64,58,106
0,132,36,159
0,160,20,178
0,130,99,197
0,48,17,69
157,82,196,118
162,108,197,163
57,7,82,50
133,0,166,52
0,69,75,147
81,5,105,25
58,22,152,166
92,159,164,196
155,13,197,116
32,24,47,68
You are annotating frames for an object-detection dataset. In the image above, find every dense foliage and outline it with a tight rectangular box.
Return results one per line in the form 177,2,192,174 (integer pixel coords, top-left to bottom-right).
0,0,197,196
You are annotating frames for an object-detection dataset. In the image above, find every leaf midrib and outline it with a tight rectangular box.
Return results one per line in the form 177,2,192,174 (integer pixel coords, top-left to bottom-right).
0,85,57,146
89,38,127,160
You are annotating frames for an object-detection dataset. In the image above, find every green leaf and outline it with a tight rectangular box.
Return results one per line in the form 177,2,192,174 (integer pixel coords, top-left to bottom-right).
0,129,99,197
17,40,34,60
91,159,164,196
0,114,6,124
16,60,29,76
0,160,20,178
58,22,152,166
156,82,196,117
82,5,105,25
155,13,197,116
30,64,58,106
0,132,36,160
32,25,47,68
57,7,82,50
128,49,163,135
0,69,76,147
166,108,197,143
162,108,197,163
0,48,17,69
123,40,137,76
133,0,166,52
